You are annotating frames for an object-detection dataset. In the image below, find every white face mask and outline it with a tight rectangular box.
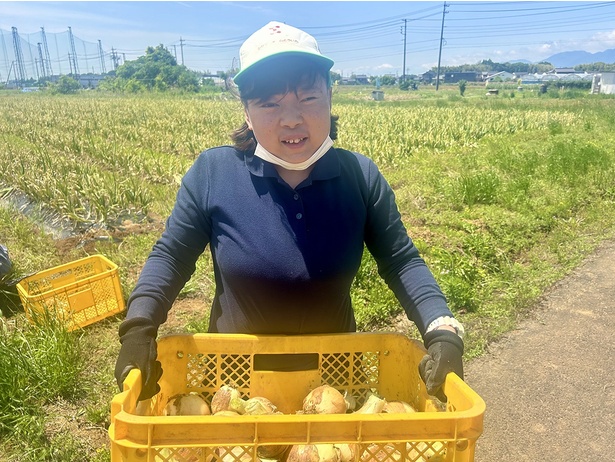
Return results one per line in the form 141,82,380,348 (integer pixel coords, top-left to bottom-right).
253,136,334,171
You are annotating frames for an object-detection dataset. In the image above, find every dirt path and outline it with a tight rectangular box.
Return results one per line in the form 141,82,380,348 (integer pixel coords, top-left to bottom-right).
464,240,615,461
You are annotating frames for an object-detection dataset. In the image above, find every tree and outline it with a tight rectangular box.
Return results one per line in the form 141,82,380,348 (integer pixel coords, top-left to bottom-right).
103,44,200,92
51,75,81,94
379,75,396,86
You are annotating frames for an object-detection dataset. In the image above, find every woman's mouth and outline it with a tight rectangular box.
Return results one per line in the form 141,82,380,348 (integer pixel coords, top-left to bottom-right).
283,137,307,145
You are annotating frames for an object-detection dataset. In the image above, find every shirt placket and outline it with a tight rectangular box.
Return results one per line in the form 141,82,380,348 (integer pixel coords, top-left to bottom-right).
289,190,308,243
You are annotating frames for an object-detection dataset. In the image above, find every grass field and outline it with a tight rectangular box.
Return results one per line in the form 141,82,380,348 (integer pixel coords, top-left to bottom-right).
1,83,614,460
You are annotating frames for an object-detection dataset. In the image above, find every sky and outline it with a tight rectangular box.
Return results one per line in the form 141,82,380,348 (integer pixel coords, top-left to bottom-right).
1,0,615,80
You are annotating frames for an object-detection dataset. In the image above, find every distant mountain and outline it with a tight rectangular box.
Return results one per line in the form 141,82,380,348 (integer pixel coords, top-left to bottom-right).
544,49,615,67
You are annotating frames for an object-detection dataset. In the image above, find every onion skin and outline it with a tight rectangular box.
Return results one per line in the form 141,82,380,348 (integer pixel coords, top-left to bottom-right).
164,392,211,416
211,385,246,415
354,394,386,414
382,400,416,414
245,396,279,415
334,443,357,462
302,385,347,414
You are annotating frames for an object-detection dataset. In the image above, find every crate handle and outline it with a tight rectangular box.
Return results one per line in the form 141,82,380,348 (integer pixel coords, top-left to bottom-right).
67,287,95,312
253,353,319,371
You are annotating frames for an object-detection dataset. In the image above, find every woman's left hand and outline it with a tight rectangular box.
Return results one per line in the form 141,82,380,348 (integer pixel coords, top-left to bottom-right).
418,329,464,402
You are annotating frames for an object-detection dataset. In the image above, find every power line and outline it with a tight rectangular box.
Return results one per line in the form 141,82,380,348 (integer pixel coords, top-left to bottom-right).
1,1,614,81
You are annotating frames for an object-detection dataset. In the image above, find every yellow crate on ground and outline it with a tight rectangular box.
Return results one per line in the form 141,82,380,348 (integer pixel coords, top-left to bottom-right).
110,333,485,462
16,254,125,330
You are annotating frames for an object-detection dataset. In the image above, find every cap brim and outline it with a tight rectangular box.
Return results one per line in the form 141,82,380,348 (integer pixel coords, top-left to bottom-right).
233,51,334,88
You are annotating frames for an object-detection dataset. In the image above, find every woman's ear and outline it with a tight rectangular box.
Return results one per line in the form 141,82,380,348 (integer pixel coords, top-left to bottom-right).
244,106,253,130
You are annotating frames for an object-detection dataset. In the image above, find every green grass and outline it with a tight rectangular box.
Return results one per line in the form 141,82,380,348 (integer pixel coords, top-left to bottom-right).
1,86,615,460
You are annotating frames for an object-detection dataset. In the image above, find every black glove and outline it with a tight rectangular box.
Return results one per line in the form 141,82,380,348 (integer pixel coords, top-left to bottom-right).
114,317,163,401
419,329,464,402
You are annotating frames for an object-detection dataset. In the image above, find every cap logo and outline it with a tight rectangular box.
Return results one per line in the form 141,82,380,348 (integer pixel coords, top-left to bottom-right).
269,25,282,34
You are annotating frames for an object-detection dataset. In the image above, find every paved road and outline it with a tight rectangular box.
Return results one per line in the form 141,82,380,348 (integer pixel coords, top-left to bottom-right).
465,240,615,461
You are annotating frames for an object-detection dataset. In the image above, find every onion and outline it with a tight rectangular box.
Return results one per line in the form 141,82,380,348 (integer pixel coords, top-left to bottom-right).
245,396,279,415
334,444,357,462
287,444,340,462
164,392,211,416
219,446,252,462
382,400,416,414
302,385,347,414
211,384,246,415
407,441,446,461
342,390,357,412
354,394,386,414
360,444,402,462
213,410,241,416
257,444,289,460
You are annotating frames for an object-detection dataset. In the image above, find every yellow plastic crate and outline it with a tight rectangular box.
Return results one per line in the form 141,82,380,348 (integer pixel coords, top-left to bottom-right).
16,254,125,330
110,333,485,462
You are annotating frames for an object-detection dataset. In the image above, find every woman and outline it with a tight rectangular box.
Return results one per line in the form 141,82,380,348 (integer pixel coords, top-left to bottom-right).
115,21,464,402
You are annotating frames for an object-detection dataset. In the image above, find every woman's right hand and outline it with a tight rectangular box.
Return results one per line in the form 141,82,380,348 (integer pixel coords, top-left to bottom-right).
114,317,163,401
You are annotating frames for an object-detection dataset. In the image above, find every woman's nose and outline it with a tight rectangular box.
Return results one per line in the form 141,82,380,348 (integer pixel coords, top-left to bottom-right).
279,104,303,128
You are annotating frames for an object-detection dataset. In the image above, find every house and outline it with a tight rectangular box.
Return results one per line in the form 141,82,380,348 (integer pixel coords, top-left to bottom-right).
484,71,515,82
553,68,577,75
444,72,480,83
354,74,370,85
421,71,436,83
78,74,106,89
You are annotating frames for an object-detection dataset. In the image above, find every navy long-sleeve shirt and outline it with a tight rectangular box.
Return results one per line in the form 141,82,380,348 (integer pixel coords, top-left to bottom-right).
126,146,453,336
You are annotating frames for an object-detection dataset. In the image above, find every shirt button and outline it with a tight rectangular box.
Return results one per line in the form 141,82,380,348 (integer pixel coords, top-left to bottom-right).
293,194,299,200
296,213,303,220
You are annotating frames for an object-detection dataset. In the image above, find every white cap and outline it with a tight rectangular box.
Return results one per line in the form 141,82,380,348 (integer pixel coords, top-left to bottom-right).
233,21,334,87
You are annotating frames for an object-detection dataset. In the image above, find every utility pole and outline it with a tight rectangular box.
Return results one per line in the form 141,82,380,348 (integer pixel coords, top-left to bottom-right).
435,2,448,91
401,19,407,83
68,26,80,75
111,48,120,70
98,40,106,73
41,27,53,76
179,37,185,66
11,27,27,83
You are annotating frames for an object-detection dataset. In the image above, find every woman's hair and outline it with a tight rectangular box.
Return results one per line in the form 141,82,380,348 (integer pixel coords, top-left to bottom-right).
231,56,338,152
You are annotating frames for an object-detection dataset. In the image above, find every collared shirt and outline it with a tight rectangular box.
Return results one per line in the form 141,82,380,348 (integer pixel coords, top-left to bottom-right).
126,146,452,336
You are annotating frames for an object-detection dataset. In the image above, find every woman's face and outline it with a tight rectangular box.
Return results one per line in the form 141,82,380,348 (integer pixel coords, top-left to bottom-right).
244,75,332,164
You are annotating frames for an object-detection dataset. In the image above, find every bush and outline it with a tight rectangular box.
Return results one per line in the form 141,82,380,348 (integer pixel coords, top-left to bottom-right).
50,76,81,95
458,80,467,96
